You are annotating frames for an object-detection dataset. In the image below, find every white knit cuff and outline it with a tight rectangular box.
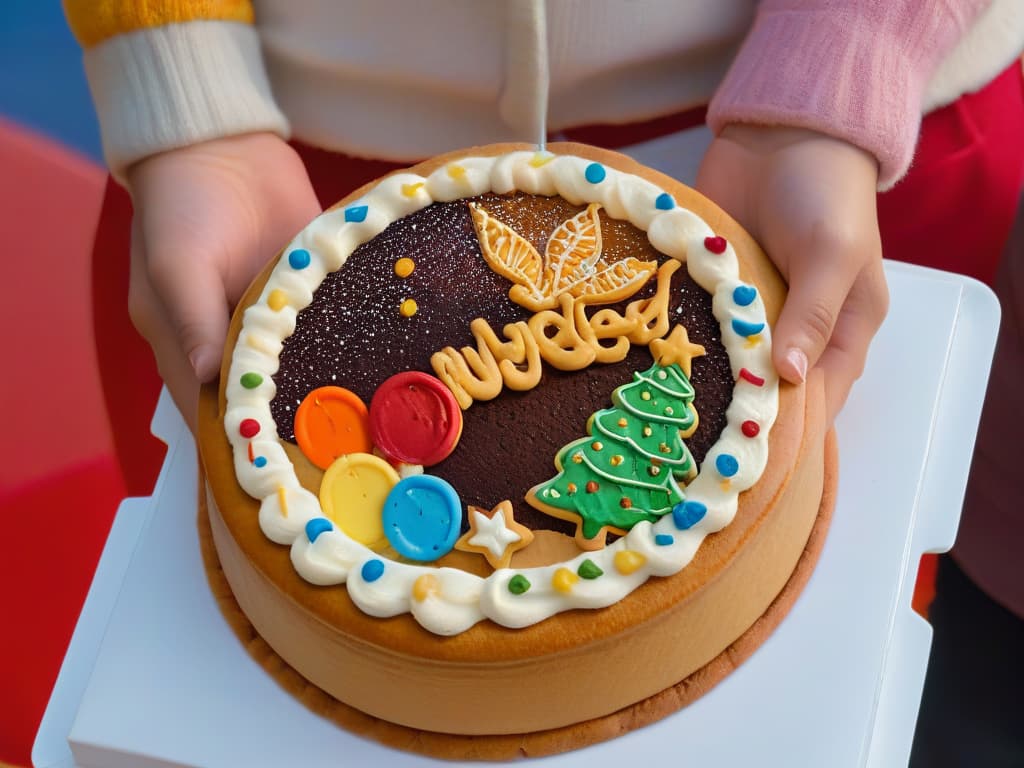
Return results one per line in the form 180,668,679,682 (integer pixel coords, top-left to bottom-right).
83,20,290,180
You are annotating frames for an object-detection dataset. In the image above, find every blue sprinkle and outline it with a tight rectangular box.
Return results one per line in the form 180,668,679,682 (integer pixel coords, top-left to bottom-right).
733,285,757,307
732,318,765,337
362,559,385,582
345,205,369,223
672,500,707,530
584,163,606,184
253,456,268,468
716,454,739,477
655,192,675,210
655,533,675,546
305,517,333,543
288,249,311,270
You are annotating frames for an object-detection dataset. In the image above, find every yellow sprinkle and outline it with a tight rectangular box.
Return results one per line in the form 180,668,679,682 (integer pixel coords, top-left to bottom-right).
617,418,628,428
610,455,623,466
720,479,732,492
267,289,288,311
591,441,603,451
745,333,762,349
571,452,584,464
400,298,418,317
394,257,415,278
245,333,276,356
401,182,424,197
447,164,467,180
277,486,289,518
641,391,652,401
552,567,579,594
529,152,555,167
614,550,646,575
412,574,440,602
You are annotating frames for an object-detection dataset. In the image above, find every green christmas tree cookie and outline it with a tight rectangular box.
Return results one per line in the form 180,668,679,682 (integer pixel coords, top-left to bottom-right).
526,325,704,550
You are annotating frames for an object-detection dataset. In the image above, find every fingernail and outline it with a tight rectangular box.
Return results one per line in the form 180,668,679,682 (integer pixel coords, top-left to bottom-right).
786,348,808,382
189,347,216,381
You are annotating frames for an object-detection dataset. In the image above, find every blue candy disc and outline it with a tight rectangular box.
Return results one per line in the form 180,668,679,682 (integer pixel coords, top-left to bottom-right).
382,475,462,562
344,204,368,222
655,533,675,546
672,500,707,530
655,192,675,210
584,163,606,184
288,248,311,270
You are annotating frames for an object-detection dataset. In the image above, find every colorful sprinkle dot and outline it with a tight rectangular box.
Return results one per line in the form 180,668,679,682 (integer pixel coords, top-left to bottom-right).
399,298,418,317
552,567,579,593
267,289,288,311
240,372,263,389
733,285,757,306
739,368,766,386
585,480,599,493
288,249,311,270
447,164,467,180
732,319,766,337
529,152,555,167
239,418,260,438
704,236,727,254
400,182,424,198
584,162,606,183
508,574,531,595
673,500,707,530
253,456,268,468
655,534,675,546
305,517,333,543
614,550,646,575
742,420,760,438
344,205,368,223
716,454,739,477
619,497,632,509
394,257,415,278
655,192,675,210
412,574,440,602
578,559,603,579
361,559,385,582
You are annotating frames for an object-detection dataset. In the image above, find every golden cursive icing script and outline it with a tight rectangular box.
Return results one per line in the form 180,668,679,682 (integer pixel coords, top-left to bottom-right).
431,259,680,409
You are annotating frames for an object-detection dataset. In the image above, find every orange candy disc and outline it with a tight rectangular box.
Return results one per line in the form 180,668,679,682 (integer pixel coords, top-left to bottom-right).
294,386,373,470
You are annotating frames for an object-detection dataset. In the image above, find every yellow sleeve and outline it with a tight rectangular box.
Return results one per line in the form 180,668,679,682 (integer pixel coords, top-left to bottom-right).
64,0,254,48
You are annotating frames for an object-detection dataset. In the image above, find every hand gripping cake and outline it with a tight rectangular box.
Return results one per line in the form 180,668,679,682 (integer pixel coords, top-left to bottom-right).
198,142,835,757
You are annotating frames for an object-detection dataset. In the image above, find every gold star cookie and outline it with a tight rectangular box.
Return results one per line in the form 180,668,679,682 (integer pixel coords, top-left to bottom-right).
650,324,705,376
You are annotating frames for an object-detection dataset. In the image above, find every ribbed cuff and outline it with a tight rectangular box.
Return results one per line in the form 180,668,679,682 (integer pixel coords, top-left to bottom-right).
707,5,980,190
84,20,290,180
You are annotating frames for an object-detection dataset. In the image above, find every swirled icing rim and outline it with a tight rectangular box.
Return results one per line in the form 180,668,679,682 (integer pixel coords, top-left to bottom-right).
223,150,779,636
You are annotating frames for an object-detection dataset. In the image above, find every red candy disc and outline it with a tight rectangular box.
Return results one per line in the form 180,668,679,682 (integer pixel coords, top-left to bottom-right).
741,420,760,438
370,372,463,466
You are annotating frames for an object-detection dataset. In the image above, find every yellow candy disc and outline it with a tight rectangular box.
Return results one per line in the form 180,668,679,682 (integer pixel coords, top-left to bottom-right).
413,574,441,602
552,567,579,594
319,453,400,549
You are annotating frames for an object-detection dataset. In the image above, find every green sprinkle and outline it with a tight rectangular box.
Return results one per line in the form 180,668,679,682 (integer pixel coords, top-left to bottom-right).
508,574,531,595
577,559,603,580
240,372,263,389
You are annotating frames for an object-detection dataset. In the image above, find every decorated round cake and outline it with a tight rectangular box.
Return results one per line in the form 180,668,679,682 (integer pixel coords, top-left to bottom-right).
198,143,833,756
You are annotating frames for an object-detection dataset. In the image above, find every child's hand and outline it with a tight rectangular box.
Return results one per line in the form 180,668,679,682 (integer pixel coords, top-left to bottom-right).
696,125,889,423
126,132,321,431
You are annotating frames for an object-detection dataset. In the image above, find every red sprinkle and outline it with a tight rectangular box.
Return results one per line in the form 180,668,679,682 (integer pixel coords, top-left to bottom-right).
741,420,760,438
739,368,765,386
619,497,632,509
247,442,255,462
239,418,261,438
704,236,727,254
586,481,600,493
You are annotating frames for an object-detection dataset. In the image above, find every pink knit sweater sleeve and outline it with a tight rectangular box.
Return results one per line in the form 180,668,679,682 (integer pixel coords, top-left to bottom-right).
707,0,991,188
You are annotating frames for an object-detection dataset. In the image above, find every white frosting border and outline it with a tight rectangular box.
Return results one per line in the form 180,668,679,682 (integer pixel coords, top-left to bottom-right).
223,151,779,636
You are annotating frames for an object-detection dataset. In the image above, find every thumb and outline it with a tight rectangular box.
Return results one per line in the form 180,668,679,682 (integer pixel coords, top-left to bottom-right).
772,245,859,386
145,245,231,384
